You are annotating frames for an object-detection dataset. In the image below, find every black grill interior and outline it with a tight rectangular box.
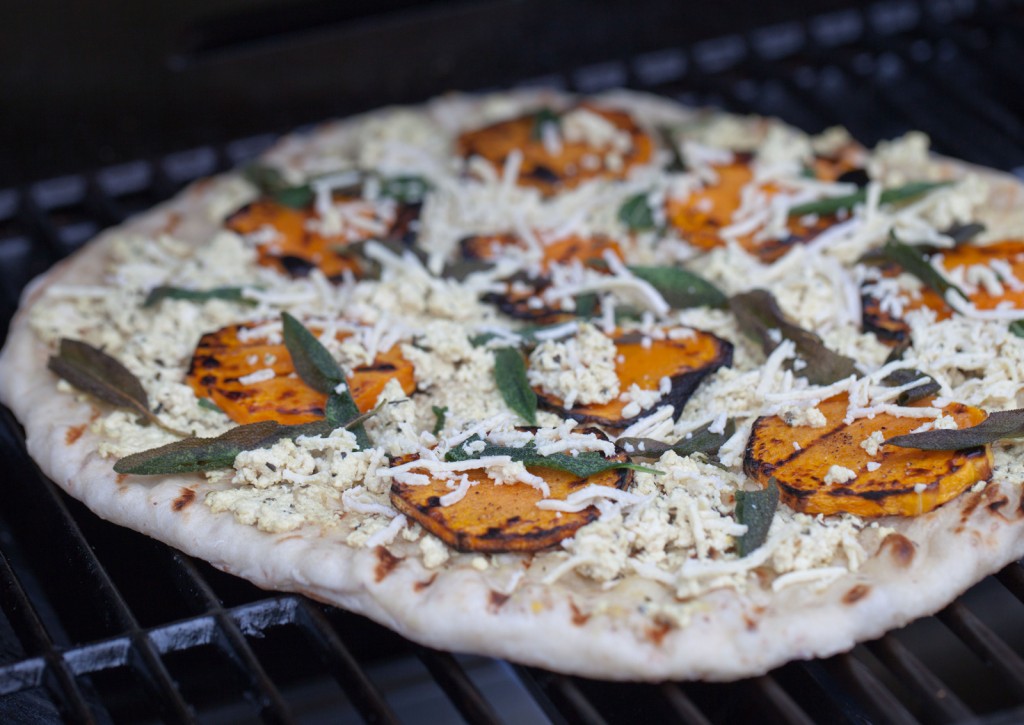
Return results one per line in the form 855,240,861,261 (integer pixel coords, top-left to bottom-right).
3,0,1024,722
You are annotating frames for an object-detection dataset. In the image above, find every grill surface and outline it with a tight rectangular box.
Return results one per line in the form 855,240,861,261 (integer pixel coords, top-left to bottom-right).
3,0,1024,722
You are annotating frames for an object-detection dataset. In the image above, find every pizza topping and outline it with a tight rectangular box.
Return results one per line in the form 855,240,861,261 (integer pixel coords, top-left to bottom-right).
492,346,538,425
527,322,619,408
143,286,255,308
618,418,736,460
787,181,951,218
885,407,1024,450
734,479,779,556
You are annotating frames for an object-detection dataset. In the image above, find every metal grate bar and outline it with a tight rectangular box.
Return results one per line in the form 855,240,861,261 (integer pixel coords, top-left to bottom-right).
518,668,607,725
752,675,816,725
938,601,1024,700
415,649,503,725
658,683,712,725
870,634,974,723
294,601,398,724
833,653,920,725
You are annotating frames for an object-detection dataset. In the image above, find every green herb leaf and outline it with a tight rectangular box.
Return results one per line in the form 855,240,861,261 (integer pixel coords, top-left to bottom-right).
493,347,537,425
788,181,952,218
628,266,727,309
431,406,448,436
574,292,598,319
945,222,986,246
1010,321,1024,339
198,398,225,415
885,409,1024,451
617,420,735,459
47,339,187,435
618,193,656,231
445,437,659,477
881,367,941,406
379,175,431,204
658,126,687,173
243,164,314,209
878,232,966,302
143,286,253,308
729,290,858,385
734,479,779,557
281,312,345,395
531,108,561,140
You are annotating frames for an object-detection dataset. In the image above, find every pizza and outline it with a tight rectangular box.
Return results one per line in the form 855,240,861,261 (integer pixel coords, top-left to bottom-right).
5,88,1024,681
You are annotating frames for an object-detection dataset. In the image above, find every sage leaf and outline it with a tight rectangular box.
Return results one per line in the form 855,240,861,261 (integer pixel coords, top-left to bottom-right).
945,222,986,247
1010,320,1024,338
729,290,858,385
788,181,952,218
885,409,1024,451
431,406,448,436
878,233,966,302
734,479,779,557
281,312,345,394
531,108,561,140
658,126,686,172
379,175,430,204
618,419,735,459
48,339,186,435
493,347,537,425
143,286,253,308
881,367,940,405
574,292,598,319
628,266,727,309
618,193,656,231
445,437,659,477
198,398,225,415
244,164,314,209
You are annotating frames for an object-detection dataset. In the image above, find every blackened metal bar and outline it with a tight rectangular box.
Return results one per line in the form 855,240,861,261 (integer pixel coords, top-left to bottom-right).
17,194,66,264
753,676,816,725
833,654,920,725
415,648,502,725
659,683,712,725
870,634,974,723
294,601,398,725
0,550,93,721
937,601,1024,700
994,562,1024,604
516,668,606,725
510,666,569,725
83,175,130,228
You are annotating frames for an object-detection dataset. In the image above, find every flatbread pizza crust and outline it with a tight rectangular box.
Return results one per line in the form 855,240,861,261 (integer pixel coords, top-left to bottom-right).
4,89,1024,681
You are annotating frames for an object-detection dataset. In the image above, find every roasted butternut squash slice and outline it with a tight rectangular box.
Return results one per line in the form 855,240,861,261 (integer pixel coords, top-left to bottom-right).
743,393,991,517
390,454,632,553
225,195,419,280
861,240,1024,345
534,328,733,429
457,105,653,196
186,323,415,425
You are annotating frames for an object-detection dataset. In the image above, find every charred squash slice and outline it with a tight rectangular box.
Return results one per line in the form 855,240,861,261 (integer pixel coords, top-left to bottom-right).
534,328,733,429
390,453,633,553
743,393,992,517
225,195,419,280
861,240,1024,345
457,104,653,196
186,323,416,425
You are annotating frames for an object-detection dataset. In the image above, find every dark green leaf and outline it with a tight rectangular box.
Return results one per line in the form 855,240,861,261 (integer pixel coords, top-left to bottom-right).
885,409,1024,450
878,233,966,302
143,286,253,308
47,339,186,435
493,347,537,425
441,259,493,281
728,290,858,385
734,479,779,557
788,181,952,218
574,292,598,319
445,438,659,477
628,266,727,309
880,368,941,406
1010,320,1024,339
618,193,656,231
431,406,448,436
378,175,431,204
530,108,561,140
325,388,370,449
281,312,345,395
657,126,686,172
198,398,225,415
945,222,986,246
617,419,735,459
243,164,314,209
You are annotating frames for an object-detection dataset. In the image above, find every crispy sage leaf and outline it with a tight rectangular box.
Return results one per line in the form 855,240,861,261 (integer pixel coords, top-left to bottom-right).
881,367,941,405
281,312,345,394
879,233,966,302
431,406,448,436
944,222,986,247
734,479,779,557
493,347,537,425
143,286,253,308
574,292,598,319
787,181,952,218
628,266,727,309
197,398,225,415
618,193,656,231
885,409,1024,451
658,126,686,172
729,290,858,385
244,164,314,209
617,420,736,459
1010,320,1024,338
47,339,186,435
531,108,561,140
379,175,430,204
445,437,659,477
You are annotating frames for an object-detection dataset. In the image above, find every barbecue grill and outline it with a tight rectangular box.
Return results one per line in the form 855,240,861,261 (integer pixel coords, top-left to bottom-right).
4,0,1024,721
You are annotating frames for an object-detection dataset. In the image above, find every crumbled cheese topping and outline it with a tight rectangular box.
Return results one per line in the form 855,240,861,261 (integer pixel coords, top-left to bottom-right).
527,322,620,407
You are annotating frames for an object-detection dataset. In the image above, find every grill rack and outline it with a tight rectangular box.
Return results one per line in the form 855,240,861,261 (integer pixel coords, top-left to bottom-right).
4,0,1024,721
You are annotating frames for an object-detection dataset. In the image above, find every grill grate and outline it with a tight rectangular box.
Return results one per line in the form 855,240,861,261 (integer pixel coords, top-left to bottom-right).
3,0,1024,721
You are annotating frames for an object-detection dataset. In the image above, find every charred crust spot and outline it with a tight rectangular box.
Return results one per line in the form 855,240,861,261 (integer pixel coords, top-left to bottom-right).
742,614,758,631
65,424,86,445
960,491,985,522
374,547,402,582
172,488,196,511
988,497,1010,515
645,618,674,646
488,590,510,611
570,600,590,626
843,584,871,605
116,473,128,485
879,533,915,567
414,574,437,592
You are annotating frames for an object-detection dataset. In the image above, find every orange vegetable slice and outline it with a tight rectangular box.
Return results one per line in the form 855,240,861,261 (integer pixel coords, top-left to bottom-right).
743,393,992,517
225,195,418,280
390,453,633,552
186,323,416,425
457,104,653,196
533,328,733,429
